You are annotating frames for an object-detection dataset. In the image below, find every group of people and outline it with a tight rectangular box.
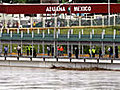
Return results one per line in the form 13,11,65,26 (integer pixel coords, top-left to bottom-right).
89,46,119,58
3,45,119,59
26,45,37,57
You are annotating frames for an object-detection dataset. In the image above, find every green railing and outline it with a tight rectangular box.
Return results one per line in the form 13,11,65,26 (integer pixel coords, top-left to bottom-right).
0,33,120,42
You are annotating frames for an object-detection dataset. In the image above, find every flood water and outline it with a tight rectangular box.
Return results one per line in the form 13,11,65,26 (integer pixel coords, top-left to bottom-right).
0,66,120,90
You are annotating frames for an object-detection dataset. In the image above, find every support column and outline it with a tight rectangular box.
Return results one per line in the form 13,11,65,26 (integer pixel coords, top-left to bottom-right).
38,44,40,53
21,40,23,55
102,16,104,26
42,41,45,57
17,28,19,34
27,28,29,34
30,16,33,28
0,41,2,54
79,17,81,26
3,13,7,28
67,19,70,27
48,28,50,34
91,16,93,26
102,42,104,55
82,45,84,54
18,14,21,28
10,41,12,53
79,42,81,58
114,15,116,26
113,43,115,57
58,29,60,34
71,45,73,56
32,41,33,57
37,28,40,34
43,18,45,28
67,42,69,56
90,42,92,57
8,44,9,53
7,28,9,34
55,17,57,27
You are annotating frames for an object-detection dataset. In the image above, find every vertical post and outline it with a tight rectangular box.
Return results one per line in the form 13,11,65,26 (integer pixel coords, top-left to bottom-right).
91,16,93,26
37,28,39,34
82,29,84,35
102,16,104,26
108,0,110,26
10,41,12,53
58,29,60,34
48,28,50,34
92,29,94,35
113,43,115,58
90,32,92,39
43,30,45,38
17,28,19,34
79,17,81,26
67,42,69,56
114,15,116,26
38,44,40,53
102,42,104,56
113,29,116,39
0,29,1,37
57,31,58,38
10,31,12,38
7,28,9,34
68,30,70,39
71,29,73,34
32,40,33,57
42,41,45,57
71,45,73,56
90,42,92,58
79,31,81,39
43,18,45,28
27,28,29,34
82,45,84,54
21,40,22,55
21,30,23,38
79,42,81,58
32,30,34,38
67,19,70,27
18,14,21,28
30,16,33,28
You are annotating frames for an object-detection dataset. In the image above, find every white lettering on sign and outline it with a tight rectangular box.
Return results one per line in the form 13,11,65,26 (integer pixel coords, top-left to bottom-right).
46,6,66,12
74,6,91,11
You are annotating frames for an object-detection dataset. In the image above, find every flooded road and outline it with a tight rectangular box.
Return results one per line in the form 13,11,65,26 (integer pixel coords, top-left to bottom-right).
0,66,120,90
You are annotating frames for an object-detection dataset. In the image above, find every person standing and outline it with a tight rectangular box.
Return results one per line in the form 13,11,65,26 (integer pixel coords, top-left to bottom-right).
4,46,8,56
33,48,37,58
29,45,32,56
115,46,118,58
92,48,96,58
99,48,102,58
17,45,21,56
60,46,64,56
75,47,78,59
109,47,113,58
47,46,50,56
51,46,54,56
26,45,29,56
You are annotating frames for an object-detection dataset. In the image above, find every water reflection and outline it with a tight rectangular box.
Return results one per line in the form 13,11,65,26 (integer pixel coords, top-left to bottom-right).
0,66,120,89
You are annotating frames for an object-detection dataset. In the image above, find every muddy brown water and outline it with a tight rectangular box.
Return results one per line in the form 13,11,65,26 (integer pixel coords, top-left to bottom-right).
0,66,120,90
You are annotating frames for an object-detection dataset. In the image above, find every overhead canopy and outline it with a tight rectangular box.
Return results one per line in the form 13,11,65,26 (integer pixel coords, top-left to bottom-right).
0,3,120,14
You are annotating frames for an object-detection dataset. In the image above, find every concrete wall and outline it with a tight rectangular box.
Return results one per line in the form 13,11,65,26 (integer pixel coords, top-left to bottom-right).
0,60,120,70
